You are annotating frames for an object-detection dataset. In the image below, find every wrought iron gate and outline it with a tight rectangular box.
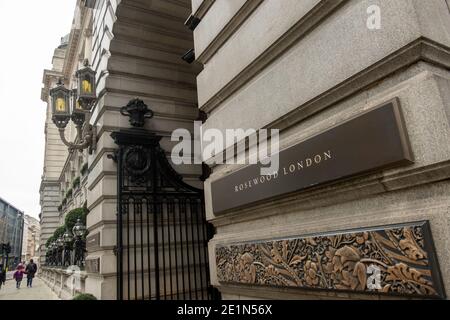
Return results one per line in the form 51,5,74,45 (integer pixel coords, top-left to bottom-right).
111,99,217,300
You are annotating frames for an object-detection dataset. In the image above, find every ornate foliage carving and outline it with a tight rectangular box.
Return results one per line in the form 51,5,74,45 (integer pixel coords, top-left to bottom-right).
216,221,444,298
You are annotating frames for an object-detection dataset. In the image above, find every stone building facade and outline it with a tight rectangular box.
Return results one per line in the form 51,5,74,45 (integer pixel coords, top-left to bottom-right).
21,215,40,263
39,2,95,298
39,36,70,264
39,29,90,262
39,0,450,300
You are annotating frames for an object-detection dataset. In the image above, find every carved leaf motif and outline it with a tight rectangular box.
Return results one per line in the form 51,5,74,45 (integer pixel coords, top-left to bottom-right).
382,284,391,293
282,241,289,261
325,247,336,260
304,261,319,286
386,263,425,284
356,232,369,245
384,263,437,295
215,224,441,298
270,244,284,265
249,265,256,284
289,255,306,266
338,270,359,290
265,265,279,277
353,262,367,291
335,246,360,264
241,252,254,264
399,228,427,261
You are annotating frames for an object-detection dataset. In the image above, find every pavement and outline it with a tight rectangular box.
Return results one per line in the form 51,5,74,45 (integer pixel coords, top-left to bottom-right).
0,273,59,300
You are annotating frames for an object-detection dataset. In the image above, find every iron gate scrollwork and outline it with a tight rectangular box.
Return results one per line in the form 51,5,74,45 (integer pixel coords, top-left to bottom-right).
111,99,217,300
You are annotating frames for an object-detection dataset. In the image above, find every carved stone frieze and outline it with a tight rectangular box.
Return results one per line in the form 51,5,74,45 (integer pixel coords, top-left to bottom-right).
216,221,445,298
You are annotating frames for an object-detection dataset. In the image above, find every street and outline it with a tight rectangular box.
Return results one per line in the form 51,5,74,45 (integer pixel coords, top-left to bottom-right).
0,272,59,300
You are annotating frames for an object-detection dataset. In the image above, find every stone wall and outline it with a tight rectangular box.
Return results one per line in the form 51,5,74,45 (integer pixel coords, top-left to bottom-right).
39,45,70,264
193,0,450,299
84,0,201,299
40,267,87,300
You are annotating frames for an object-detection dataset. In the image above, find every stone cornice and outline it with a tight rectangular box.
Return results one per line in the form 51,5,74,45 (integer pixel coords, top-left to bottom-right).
41,69,63,102
192,0,215,20
268,38,450,132
204,38,450,170
39,178,61,193
199,0,347,113
199,4,450,117
62,1,91,82
196,0,264,64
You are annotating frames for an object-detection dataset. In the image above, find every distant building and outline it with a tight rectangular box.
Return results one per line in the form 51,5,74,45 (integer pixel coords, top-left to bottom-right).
21,215,40,264
0,197,24,268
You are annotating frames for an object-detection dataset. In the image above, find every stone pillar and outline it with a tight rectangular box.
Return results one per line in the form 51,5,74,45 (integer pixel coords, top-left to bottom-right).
39,182,62,264
84,0,201,299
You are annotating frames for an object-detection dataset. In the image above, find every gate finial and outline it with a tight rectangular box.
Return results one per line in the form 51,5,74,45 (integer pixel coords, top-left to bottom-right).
120,98,154,128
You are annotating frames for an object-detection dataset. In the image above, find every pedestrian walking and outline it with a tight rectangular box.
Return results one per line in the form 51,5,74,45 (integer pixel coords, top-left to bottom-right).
13,264,24,289
25,259,38,288
0,264,5,290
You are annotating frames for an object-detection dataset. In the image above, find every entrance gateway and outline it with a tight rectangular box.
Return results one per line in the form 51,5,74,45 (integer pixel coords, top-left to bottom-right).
111,99,218,300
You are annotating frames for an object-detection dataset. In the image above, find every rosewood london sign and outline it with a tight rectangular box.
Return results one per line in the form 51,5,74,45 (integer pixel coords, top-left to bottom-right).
216,221,445,298
211,99,413,214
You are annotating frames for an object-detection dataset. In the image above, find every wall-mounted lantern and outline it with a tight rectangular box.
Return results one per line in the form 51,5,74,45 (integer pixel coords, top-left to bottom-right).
50,59,97,154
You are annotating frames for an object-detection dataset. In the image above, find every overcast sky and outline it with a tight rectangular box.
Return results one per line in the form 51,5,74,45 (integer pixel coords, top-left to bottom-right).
0,0,76,219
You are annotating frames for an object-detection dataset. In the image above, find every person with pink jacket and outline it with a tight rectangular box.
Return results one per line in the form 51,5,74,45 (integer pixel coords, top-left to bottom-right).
13,263,25,289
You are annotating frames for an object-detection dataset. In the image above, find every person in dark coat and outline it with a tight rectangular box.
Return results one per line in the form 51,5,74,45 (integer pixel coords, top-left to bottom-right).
25,259,38,288
0,264,5,290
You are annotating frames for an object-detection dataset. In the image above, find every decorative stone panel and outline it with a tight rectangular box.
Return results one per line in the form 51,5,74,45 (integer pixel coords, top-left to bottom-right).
216,221,445,299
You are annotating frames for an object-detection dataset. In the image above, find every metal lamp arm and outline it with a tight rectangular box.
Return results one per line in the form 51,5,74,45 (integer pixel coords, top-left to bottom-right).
58,127,94,151
76,125,83,142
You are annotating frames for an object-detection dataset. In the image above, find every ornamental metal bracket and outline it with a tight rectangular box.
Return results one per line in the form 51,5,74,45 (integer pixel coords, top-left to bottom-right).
57,115,97,154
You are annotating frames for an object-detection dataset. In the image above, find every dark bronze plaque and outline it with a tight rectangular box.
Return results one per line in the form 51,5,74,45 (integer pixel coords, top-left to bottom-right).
86,232,100,251
85,257,100,274
216,221,445,298
211,99,413,214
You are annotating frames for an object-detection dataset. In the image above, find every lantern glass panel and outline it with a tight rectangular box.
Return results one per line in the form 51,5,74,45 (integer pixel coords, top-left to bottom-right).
81,75,93,94
50,86,70,117
71,90,84,114
72,219,86,237
63,229,73,242
56,96,66,112
76,66,97,101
